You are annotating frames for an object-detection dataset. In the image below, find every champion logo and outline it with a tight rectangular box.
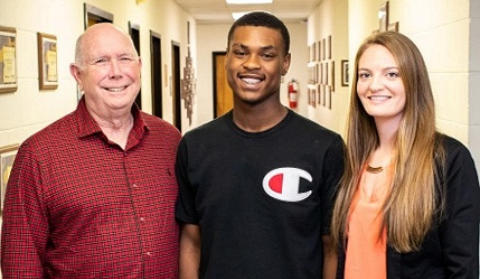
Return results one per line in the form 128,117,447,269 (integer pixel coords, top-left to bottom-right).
262,167,312,202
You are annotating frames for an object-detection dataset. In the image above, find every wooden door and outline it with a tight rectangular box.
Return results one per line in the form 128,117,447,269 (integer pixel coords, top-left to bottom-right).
213,52,233,118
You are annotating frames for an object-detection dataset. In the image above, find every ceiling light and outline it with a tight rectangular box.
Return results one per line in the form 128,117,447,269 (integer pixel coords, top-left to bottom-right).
232,10,271,20
226,0,273,4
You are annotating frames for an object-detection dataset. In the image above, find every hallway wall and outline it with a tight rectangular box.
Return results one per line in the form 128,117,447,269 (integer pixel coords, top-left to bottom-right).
469,0,480,174
306,0,349,135
0,0,195,150
195,23,230,126
347,0,479,173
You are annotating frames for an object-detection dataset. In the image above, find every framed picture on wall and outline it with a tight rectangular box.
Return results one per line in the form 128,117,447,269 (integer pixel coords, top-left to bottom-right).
320,62,323,84
341,59,349,87
0,26,17,94
316,84,321,105
388,21,399,32
311,64,314,83
322,38,326,60
37,32,58,90
328,35,332,59
0,144,18,215
326,85,332,109
309,44,315,62
325,62,329,85
317,41,322,62
331,60,335,92
317,84,322,106
312,87,316,107
312,42,317,62
379,1,389,32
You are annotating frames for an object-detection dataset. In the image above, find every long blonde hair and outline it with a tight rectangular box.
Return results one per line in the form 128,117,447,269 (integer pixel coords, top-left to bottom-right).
331,32,445,253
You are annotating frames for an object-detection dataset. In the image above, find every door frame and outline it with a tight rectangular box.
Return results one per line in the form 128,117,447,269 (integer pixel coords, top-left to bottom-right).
171,41,181,131
128,21,141,109
212,51,227,118
150,30,163,118
83,3,113,30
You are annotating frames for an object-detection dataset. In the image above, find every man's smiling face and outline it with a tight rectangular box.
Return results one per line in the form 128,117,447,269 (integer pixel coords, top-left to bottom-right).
225,26,290,106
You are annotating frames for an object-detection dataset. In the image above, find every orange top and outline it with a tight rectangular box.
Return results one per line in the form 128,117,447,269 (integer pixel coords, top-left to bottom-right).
344,164,393,279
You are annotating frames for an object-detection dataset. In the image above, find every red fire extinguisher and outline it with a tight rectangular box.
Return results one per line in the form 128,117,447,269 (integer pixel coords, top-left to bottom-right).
287,79,299,109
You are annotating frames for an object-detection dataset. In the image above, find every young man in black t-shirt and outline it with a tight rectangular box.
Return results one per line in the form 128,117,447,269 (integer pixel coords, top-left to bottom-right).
176,12,344,279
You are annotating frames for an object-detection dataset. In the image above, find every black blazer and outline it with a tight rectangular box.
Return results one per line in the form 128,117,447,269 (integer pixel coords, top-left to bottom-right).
336,135,480,279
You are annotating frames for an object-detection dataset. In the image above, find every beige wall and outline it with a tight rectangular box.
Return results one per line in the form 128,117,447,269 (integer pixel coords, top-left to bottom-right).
281,22,309,117
195,23,230,126
305,0,349,135
305,0,479,171
1,0,478,175
0,0,195,151
195,21,309,127
0,0,79,147
347,0,479,172
469,0,480,173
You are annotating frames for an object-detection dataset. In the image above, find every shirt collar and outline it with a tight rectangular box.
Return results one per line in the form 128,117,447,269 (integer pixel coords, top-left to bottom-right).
75,96,150,140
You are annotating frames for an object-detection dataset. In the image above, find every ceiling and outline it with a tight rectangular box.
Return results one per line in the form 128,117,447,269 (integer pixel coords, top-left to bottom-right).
174,0,322,23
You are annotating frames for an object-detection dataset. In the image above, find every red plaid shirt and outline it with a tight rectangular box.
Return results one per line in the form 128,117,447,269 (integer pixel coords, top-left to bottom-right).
1,98,181,278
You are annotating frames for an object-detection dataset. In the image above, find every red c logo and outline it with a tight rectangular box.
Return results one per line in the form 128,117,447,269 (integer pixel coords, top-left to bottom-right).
262,167,312,202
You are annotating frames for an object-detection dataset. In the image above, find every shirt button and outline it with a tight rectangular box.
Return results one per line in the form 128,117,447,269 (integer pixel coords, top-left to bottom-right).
140,217,145,222
145,251,152,256
132,183,138,188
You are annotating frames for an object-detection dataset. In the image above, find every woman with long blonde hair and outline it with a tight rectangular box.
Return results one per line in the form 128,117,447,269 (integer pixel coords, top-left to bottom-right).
330,31,479,279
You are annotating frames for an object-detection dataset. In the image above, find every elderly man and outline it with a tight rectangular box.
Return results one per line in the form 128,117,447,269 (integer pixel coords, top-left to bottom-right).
1,23,181,278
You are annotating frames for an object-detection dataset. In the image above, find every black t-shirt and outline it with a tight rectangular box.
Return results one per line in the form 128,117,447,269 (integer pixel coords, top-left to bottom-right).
176,110,344,278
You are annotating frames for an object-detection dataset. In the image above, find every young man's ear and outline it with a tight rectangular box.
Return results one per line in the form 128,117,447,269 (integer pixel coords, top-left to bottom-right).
282,53,291,76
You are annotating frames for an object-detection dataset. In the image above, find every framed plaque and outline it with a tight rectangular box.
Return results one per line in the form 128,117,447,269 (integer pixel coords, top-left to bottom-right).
341,59,349,87
37,32,58,90
0,26,17,93
1,144,19,215
379,1,389,32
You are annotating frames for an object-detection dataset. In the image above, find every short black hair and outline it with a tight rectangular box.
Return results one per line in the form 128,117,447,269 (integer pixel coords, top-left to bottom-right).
227,11,290,54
